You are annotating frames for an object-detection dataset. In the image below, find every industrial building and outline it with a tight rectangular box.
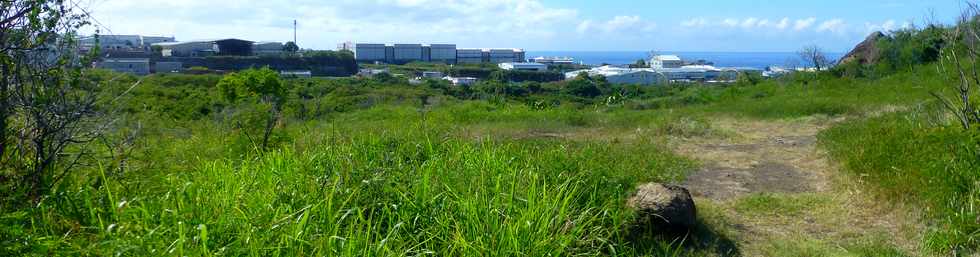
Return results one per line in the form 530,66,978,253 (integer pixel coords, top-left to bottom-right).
213,39,254,56
97,58,151,75
393,44,423,64
499,62,547,71
429,44,457,63
354,44,387,63
489,49,523,63
566,63,741,85
253,42,284,55
651,55,684,69
153,39,255,57
80,35,176,52
565,66,665,85
455,48,484,64
444,76,478,86
154,41,215,57
421,71,444,78
354,43,524,64
141,36,176,48
530,56,576,65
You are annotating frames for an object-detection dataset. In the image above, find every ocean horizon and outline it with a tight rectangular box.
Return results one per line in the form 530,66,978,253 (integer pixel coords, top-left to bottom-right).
524,51,846,69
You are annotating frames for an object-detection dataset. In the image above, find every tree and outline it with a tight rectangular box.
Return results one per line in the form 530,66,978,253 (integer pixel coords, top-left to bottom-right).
283,41,299,53
488,70,508,83
563,72,602,98
217,67,288,150
631,59,648,68
798,45,830,71
934,4,980,130
151,45,163,56
2,1,106,202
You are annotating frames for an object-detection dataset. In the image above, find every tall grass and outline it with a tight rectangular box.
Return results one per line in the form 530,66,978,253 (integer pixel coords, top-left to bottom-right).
2,115,696,256
820,109,980,254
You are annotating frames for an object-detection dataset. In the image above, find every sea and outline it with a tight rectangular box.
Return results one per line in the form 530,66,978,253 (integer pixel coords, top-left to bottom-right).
524,51,846,69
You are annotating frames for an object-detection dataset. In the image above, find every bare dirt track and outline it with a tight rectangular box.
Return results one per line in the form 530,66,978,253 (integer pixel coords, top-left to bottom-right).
673,117,926,256
677,119,830,200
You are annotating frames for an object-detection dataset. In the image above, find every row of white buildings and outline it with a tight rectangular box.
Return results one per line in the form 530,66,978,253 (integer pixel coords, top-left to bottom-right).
81,35,289,57
354,43,526,64
79,35,176,52
564,55,744,85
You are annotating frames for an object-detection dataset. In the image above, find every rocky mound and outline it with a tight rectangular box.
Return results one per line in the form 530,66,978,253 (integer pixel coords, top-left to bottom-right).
840,31,887,65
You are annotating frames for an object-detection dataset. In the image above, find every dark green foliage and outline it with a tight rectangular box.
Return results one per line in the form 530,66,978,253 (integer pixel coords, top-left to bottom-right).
876,26,945,73
218,67,287,104
217,67,288,150
283,41,299,52
833,25,947,78
163,50,357,77
562,73,605,99
116,73,222,120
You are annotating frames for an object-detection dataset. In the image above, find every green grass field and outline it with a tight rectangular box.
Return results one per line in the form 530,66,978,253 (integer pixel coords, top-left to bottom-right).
2,62,978,256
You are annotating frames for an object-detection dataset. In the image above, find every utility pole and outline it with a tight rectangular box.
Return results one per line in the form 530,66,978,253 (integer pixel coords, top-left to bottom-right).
293,20,297,46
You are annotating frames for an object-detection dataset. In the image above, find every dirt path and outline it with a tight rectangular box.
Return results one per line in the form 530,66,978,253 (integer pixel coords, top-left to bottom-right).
677,118,832,200
672,117,925,256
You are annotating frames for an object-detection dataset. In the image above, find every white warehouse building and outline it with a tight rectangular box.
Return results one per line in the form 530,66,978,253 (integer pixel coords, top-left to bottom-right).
499,62,547,71
565,66,666,85
153,41,216,57
651,55,684,69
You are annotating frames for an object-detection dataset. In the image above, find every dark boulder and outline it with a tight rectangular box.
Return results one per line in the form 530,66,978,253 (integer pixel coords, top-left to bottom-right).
627,183,698,231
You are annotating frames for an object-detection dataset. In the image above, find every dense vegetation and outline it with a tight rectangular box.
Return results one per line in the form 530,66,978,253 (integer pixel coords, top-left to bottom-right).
163,50,358,77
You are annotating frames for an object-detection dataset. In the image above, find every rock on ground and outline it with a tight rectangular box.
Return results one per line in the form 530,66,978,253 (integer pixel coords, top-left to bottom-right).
627,183,698,231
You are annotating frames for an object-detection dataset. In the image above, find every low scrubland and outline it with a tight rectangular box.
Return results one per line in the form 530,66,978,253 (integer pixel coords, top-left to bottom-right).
2,58,977,256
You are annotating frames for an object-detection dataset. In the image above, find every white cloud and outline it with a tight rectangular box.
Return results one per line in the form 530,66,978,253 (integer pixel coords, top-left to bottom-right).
85,0,580,49
794,17,817,31
864,19,912,33
722,18,740,27
576,20,594,34
740,17,759,29
681,18,709,28
817,19,846,33
577,15,657,34
681,17,828,32
756,19,771,28
775,18,791,30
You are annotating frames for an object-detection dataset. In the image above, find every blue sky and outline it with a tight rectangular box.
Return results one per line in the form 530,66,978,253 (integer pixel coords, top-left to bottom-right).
86,0,963,52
